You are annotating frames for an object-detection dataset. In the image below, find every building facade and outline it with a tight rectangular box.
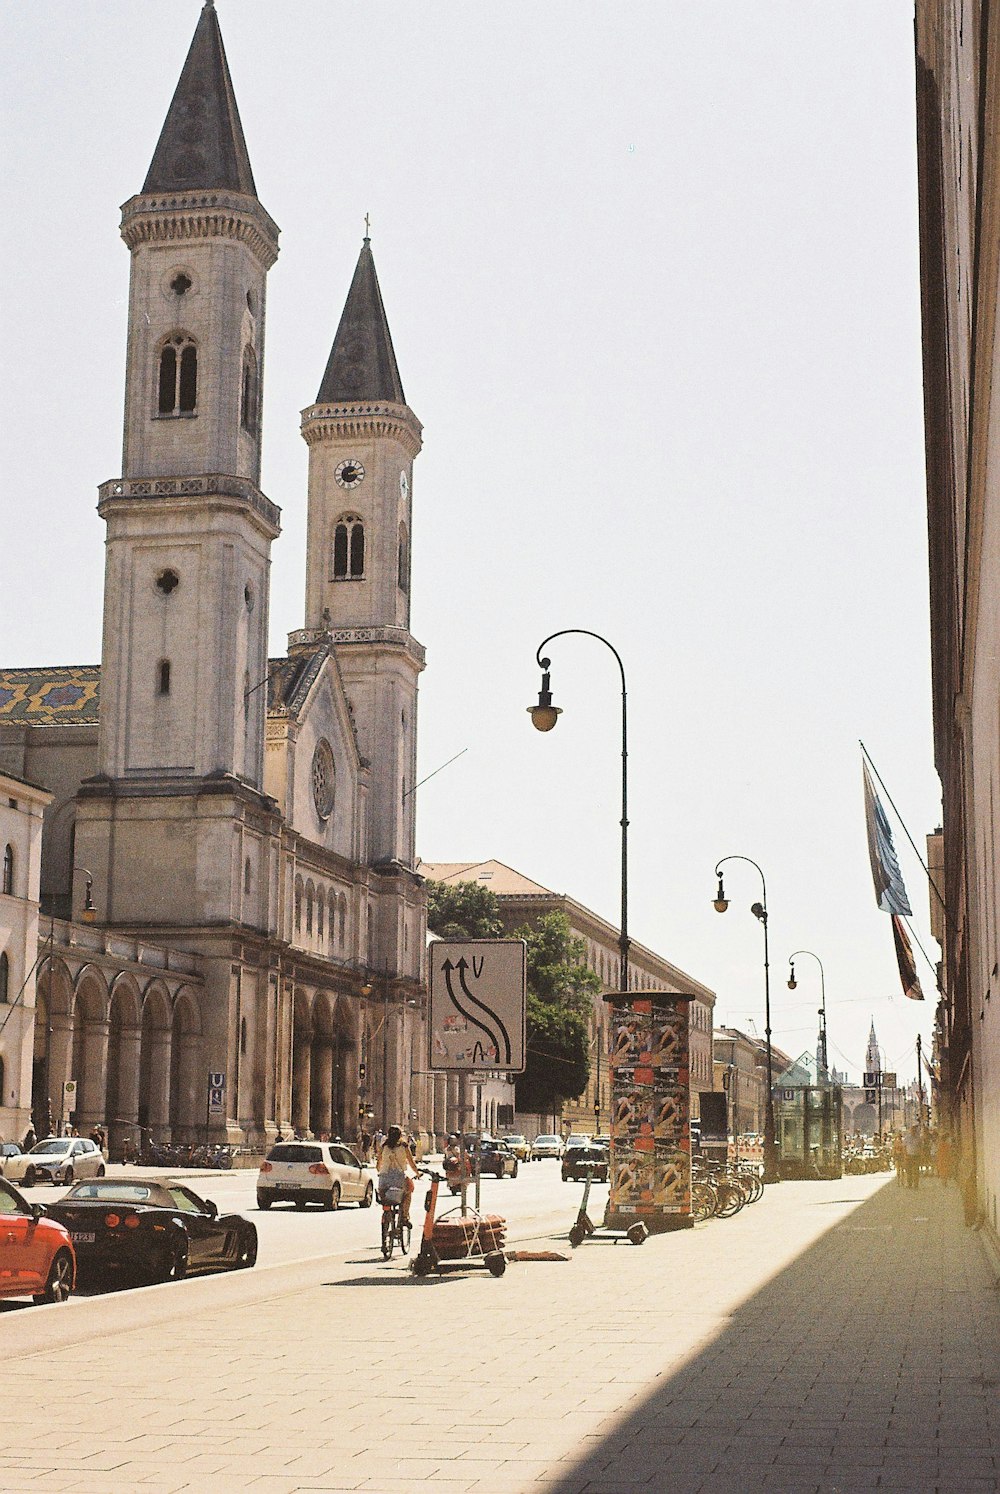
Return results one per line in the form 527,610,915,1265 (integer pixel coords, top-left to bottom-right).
712,1027,768,1138
0,5,431,1153
420,860,716,1134
915,1,1000,1246
0,773,52,1139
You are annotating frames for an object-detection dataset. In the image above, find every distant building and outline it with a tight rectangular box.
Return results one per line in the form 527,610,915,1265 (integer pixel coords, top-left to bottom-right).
712,1027,767,1137
420,860,716,1133
0,773,52,1139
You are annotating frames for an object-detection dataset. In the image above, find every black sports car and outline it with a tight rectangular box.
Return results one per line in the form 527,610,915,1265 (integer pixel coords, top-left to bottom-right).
47,1178,257,1284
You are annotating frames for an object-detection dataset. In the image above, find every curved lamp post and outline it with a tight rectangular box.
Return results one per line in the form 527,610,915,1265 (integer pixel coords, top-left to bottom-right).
787,949,827,1081
529,630,629,994
712,855,778,1183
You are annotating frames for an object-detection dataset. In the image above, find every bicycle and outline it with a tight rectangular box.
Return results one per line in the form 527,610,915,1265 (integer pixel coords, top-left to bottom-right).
378,1173,412,1259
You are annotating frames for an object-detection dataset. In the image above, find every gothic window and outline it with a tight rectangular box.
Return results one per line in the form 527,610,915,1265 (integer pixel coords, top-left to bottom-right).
333,516,364,580
0,951,8,1002
397,522,409,592
157,334,198,415
317,895,324,944
241,346,258,434
2,844,13,895
294,876,303,936
339,893,347,950
306,882,314,937
328,890,337,949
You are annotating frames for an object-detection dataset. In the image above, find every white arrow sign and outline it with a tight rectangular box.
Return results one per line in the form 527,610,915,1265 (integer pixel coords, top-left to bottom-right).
429,939,526,1073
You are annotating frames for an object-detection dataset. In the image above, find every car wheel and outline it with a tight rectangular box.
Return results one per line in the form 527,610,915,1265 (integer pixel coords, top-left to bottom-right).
257,1194,272,1210
155,1232,188,1284
360,1182,374,1208
96,1165,105,1177
237,1225,258,1269
34,1248,75,1305
294,1198,307,1211
495,1163,503,1179
512,1162,519,1179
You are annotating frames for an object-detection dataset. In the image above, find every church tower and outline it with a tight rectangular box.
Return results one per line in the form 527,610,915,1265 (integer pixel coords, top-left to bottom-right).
865,1020,882,1077
79,1,281,927
299,239,423,868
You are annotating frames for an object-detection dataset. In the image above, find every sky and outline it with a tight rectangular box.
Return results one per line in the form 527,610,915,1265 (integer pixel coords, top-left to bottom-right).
1,2,939,1087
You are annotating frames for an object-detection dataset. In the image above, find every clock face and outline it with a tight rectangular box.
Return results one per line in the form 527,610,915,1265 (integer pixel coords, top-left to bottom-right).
399,469,409,501
335,459,365,490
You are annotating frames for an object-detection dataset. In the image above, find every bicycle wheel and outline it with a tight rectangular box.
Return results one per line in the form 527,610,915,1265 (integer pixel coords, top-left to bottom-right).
398,1216,413,1255
691,1180,717,1223
381,1209,395,1260
715,1182,745,1218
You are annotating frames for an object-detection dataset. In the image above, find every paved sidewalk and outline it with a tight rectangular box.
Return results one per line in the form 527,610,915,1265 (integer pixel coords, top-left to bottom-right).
6,1175,999,1493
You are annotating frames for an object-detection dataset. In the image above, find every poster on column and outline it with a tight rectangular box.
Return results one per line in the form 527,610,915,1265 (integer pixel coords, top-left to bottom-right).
606,993,692,1231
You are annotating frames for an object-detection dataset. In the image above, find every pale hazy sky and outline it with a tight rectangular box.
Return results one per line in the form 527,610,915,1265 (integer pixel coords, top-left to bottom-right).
1,2,938,1086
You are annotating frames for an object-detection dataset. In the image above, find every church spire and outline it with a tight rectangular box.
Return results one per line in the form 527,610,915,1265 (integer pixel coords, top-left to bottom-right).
865,1019,881,1076
142,1,257,196
316,239,405,404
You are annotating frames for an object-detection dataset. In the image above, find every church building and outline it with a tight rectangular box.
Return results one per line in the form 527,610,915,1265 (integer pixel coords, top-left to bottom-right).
0,2,435,1154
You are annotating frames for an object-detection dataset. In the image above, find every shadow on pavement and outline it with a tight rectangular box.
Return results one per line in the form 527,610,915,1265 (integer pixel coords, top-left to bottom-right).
548,1180,1000,1494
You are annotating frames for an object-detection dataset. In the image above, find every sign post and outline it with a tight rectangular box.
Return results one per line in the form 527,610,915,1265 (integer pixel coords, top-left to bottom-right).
62,1079,77,1134
206,1070,226,1139
429,939,527,1216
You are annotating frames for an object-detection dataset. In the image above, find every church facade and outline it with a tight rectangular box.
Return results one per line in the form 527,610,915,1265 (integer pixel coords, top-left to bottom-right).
0,3,436,1154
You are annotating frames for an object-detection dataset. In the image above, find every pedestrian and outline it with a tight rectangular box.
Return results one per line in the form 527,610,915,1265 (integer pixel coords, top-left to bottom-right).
275,1128,284,1143
892,1131,905,1185
22,1125,36,1151
903,1124,922,1189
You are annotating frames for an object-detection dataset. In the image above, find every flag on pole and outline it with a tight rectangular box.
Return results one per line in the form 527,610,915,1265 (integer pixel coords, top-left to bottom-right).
863,761,912,915
891,914,924,1001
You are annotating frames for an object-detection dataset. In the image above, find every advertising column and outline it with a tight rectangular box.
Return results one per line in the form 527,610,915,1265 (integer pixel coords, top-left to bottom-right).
606,992,693,1232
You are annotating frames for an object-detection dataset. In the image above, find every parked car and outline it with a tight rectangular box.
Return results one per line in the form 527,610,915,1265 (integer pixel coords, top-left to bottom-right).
530,1134,563,1160
502,1134,530,1163
4,1137,106,1188
47,1177,256,1283
562,1144,610,1183
0,1142,25,1178
257,1140,376,1210
475,1139,519,1179
0,1176,76,1304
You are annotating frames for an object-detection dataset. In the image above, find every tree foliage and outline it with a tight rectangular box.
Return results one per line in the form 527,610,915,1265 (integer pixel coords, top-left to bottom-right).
426,879,503,940
514,911,599,1116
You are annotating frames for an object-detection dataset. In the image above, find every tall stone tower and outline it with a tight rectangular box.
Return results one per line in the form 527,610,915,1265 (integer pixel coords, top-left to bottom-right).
299,239,424,870
78,0,281,930
865,1020,882,1077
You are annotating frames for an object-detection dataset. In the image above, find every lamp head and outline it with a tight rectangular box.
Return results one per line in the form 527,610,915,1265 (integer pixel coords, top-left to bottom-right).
713,873,729,913
750,901,766,924
528,658,562,732
787,962,797,991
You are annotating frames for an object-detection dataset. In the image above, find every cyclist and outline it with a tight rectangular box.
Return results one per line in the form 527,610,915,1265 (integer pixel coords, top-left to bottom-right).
377,1124,418,1228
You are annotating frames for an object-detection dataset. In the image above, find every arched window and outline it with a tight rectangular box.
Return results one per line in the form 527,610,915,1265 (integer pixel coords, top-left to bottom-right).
397,522,409,592
294,876,303,936
333,516,364,580
316,895,324,944
157,334,198,415
2,845,12,896
241,346,258,433
339,893,347,950
329,891,337,948
306,883,314,937
0,951,8,1002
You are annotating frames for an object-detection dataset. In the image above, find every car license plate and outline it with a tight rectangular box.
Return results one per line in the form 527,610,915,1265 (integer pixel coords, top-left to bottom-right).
71,1231,95,1244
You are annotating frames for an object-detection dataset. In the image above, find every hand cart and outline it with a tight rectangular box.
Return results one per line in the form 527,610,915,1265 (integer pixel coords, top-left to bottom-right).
411,1168,507,1277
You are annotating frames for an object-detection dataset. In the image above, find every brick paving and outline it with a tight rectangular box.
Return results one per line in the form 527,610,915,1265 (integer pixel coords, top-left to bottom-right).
5,1174,999,1493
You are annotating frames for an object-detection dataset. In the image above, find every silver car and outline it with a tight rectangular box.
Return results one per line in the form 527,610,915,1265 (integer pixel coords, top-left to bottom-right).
4,1137,106,1187
257,1140,376,1210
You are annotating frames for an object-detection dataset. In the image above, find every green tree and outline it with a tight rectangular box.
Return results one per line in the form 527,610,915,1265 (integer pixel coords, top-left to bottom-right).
514,911,600,1116
427,879,503,940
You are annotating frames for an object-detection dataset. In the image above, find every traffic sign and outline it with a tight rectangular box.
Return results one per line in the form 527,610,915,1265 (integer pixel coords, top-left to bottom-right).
429,939,526,1072
865,1088,877,1103
882,1071,897,1088
207,1071,226,1117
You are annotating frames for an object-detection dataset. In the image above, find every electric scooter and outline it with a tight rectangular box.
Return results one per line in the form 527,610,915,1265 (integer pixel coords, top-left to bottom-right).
568,1162,648,1248
411,1168,507,1277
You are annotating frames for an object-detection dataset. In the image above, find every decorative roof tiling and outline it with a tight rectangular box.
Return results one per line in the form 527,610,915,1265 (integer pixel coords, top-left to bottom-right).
0,667,100,725
266,649,327,718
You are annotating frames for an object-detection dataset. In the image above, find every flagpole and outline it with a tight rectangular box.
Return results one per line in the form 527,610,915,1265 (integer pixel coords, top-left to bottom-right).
859,741,948,919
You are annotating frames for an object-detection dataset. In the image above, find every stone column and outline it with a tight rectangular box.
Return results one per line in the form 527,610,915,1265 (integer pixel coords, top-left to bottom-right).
49,1014,74,1132
311,1041,333,1138
292,1031,311,1135
80,1018,110,1132
148,1027,172,1133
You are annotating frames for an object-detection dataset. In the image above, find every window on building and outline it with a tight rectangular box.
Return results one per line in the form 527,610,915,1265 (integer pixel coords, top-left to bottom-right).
339,893,347,950
2,844,13,896
306,884,314,937
241,346,258,434
294,877,303,936
240,1016,247,1055
397,522,409,591
317,895,324,944
244,858,252,894
158,660,171,696
0,951,8,1002
329,891,337,949
157,334,198,415
333,517,364,580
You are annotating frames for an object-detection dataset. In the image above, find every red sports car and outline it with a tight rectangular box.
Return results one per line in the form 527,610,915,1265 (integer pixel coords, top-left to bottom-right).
0,1176,76,1305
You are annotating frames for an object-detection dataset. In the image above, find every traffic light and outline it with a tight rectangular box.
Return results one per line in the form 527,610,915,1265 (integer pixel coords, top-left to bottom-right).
359,1061,366,1082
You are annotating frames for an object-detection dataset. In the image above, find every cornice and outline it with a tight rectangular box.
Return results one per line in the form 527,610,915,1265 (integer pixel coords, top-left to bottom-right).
120,190,280,269
288,625,426,669
299,400,423,458
98,473,281,540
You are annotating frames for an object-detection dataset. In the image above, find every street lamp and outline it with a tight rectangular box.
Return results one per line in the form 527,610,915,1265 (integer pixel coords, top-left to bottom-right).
529,630,629,994
712,855,779,1184
787,949,827,1081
